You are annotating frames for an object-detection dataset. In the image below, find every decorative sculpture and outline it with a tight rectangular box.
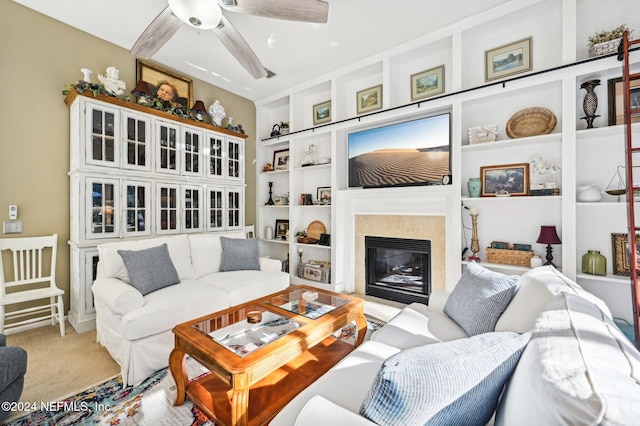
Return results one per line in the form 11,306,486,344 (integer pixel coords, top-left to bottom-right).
208,100,226,126
469,208,480,262
97,67,126,96
580,79,600,129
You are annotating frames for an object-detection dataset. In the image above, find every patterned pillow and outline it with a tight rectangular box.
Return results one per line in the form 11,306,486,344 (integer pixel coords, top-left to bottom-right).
220,236,260,271
360,331,531,426
117,243,180,296
444,262,519,335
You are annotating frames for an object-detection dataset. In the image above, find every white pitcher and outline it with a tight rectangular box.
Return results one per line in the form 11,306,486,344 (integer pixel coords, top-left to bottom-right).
576,184,603,202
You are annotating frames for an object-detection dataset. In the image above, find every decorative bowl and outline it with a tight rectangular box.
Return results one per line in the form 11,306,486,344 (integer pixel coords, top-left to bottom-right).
506,107,557,138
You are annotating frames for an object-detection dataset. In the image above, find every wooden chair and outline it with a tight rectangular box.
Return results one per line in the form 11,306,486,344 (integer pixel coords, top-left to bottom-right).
0,234,65,336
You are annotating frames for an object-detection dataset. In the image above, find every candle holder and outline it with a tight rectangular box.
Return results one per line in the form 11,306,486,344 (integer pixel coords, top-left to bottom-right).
266,182,275,205
469,210,481,262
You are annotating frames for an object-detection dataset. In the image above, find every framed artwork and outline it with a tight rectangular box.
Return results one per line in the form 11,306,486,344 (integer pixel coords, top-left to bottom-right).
411,65,445,100
480,163,530,196
485,37,532,82
317,186,331,203
136,59,193,107
275,219,289,239
612,232,640,276
607,76,640,126
273,149,290,171
313,100,332,125
357,84,383,114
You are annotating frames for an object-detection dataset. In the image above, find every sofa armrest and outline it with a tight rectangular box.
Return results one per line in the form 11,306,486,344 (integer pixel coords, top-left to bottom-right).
0,334,5,347
92,278,144,316
428,289,450,314
259,256,282,272
294,395,377,426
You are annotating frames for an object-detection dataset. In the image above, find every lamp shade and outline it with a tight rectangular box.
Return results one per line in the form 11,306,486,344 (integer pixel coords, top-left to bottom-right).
131,80,152,97
191,100,207,114
536,225,562,245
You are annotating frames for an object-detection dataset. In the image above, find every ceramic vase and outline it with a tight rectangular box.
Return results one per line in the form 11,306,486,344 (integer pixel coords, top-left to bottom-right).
582,250,606,276
581,79,601,129
468,178,482,198
530,255,543,268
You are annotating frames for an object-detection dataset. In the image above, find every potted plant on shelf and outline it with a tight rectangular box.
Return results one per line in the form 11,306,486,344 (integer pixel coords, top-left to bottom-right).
279,121,290,135
588,24,633,57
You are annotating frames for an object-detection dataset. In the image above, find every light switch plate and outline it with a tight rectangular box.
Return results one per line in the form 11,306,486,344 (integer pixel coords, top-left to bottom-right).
3,221,23,234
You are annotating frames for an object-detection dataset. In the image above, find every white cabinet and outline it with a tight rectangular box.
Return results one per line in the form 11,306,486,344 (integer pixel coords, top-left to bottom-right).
66,90,248,332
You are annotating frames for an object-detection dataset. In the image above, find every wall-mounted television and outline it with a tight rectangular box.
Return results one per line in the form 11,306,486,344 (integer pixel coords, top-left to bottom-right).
348,112,451,188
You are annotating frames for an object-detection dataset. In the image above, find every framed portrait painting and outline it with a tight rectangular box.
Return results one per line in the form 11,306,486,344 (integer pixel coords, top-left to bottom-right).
411,65,445,100
357,84,383,114
485,37,532,81
136,59,193,107
480,163,530,196
607,76,640,126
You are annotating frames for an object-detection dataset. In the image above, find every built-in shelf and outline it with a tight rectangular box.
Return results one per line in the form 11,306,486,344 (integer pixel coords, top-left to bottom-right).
576,272,631,285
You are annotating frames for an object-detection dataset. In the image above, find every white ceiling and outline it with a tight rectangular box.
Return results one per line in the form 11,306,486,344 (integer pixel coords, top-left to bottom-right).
14,0,511,102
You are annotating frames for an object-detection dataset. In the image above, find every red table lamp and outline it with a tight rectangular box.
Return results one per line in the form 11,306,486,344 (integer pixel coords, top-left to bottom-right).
536,225,562,268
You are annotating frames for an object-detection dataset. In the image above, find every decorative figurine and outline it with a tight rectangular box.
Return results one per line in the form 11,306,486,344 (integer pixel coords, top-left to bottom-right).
580,79,601,129
97,67,126,96
301,144,317,166
468,208,481,262
208,100,226,126
80,68,93,83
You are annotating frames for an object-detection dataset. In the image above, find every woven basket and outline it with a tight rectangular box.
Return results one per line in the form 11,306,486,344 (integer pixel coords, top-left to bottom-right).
486,248,534,267
506,107,557,139
588,38,621,58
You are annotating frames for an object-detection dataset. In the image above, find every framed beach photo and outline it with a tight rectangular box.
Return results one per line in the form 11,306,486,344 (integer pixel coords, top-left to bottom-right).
273,149,290,171
357,84,383,114
411,65,445,100
313,100,332,125
480,163,530,196
485,37,532,82
607,76,640,126
136,60,193,107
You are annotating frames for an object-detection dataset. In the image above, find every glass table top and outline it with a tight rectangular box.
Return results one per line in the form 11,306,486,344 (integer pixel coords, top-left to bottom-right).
263,288,350,320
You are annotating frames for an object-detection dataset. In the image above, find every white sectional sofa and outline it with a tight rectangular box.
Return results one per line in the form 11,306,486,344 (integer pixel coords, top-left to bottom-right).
92,231,289,387
271,265,640,425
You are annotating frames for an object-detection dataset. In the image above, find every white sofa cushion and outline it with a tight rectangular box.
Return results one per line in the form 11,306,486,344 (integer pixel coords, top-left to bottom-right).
496,292,640,425
369,302,467,349
360,331,531,426
188,231,246,278
97,234,194,282
198,270,290,307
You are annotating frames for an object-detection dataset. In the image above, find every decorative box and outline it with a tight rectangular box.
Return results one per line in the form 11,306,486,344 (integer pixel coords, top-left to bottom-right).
486,248,534,267
588,38,621,58
467,125,498,144
298,263,331,283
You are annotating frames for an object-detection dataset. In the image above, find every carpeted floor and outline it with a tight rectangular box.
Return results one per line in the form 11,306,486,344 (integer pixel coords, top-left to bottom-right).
3,321,383,425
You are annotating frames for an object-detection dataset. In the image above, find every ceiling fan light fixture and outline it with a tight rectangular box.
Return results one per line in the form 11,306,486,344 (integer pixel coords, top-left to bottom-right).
168,0,222,30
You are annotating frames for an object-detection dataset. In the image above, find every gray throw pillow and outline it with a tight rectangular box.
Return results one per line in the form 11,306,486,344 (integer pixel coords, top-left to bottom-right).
220,237,260,271
117,243,180,296
360,331,531,426
444,262,518,336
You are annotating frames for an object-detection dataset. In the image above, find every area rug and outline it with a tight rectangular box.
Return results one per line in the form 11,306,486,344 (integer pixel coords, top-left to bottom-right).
5,320,382,426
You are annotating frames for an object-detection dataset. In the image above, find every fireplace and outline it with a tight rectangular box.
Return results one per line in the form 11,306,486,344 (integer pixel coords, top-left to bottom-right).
365,236,431,305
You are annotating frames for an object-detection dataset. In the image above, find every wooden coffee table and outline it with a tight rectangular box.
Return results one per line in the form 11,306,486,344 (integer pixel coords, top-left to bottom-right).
169,285,367,426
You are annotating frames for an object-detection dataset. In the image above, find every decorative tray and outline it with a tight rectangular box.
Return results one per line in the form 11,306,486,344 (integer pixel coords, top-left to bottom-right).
306,220,326,240
506,107,557,138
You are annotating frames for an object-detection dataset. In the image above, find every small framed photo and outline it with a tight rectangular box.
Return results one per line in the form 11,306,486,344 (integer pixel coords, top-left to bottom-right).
273,149,290,171
411,65,445,101
275,219,289,240
357,84,383,114
485,37,532,82
607,77,640,126
612,232,640,276
480,163,530,197
313,100,331,125
303,265,323,282
317,186,331,204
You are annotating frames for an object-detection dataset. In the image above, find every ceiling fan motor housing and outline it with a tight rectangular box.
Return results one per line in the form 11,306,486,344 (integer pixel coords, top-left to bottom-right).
168,0,222,29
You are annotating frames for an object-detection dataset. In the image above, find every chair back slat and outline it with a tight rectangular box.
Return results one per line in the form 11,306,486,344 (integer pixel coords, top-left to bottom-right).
0,234,57,290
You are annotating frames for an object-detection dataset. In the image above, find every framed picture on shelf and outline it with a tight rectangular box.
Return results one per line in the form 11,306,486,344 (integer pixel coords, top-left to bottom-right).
411,65,445,100
612,232,640,276
607,76,640,126
356,84,383,114
136,59,193,107
275,219,289,240
480,163,530,196
485,37,532,82
317,186,331,204
313,100,331,125
273,149,290,171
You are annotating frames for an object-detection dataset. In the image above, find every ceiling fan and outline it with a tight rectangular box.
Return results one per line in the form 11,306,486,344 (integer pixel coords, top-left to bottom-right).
131,0,329,79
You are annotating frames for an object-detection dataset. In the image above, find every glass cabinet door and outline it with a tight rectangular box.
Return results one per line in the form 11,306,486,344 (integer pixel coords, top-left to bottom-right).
183,185,203,233
183,127,203,177
123,180,151,237
85,177,119,239
227,137,244,181
206,133,224,179
85,102,120,167
122,111,151,171
227,187,244,230
156,183,180,234
206,187,226,231
156,120,180,175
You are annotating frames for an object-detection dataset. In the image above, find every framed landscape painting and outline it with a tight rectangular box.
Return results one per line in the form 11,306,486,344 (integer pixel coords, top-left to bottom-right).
480,163,530,196
411,65,445,100
485,37,532,81
357,84,383,114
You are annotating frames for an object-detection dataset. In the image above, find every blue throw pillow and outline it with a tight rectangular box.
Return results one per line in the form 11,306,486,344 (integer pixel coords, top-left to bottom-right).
220,237,260,271
444,262,519,336
117,243,180,296
360,331,531,426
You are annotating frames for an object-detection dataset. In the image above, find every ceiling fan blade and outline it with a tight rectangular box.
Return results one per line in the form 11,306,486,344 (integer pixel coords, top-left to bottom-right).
131,6,183,58
219,0,328,23
213,15,268,79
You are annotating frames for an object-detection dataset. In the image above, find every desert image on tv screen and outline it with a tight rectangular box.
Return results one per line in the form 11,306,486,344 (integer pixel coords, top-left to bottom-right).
348,113,450,188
